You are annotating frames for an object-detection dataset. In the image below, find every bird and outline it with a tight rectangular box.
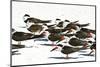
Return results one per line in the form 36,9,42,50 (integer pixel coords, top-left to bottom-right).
64,21,79,31
75,30,93,39
48,33,65,46
65,21,90,33
55,18,61,24
50,44,84,58
12,29,46,45
23,14,30,23
23,14,51,25
88,41,96,55
68,38,88,48
27,24,43,34
56,21,64,28
12,29,34,45
65,30,93,39
80,28,95,34
56,19,70,29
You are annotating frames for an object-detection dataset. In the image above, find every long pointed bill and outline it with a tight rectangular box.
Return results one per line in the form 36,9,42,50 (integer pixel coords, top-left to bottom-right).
50,47,58,52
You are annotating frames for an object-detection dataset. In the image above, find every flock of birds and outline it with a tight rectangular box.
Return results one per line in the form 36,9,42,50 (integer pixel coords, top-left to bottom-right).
12,14,96,58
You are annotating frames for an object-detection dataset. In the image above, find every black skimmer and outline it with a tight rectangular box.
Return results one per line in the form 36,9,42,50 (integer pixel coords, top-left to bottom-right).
56,19,70,29
27,24,43,34
81,28,95,34
75,30,93,39
23,14,30,23
12,29,34,45
68,38,88,48
88,41,96,55
50,44,84,58
65,30,93,39
12,29,46,45
48,33,65,46
64,21,79,31
65,20,90,33
56,21,64,28
23,14,51,25
55,18,61,24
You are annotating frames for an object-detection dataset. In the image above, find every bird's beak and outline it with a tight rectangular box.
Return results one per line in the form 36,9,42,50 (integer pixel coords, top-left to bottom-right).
50,46,58,52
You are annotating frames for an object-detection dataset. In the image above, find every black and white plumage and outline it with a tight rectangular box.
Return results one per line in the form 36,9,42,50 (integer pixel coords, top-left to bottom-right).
65,20,90,32
88,41,96,55
75,30,93,39
56,21,64,28
51,44,83,58
12,29,45,45
23,14,51,24
68,38,88,47
27,24,43,34
81,28,95,34
12,30,34,45
48,33,65,46
65,30,93,39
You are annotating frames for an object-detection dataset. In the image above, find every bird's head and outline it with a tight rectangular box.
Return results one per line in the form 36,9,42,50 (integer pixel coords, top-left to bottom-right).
64,19,70,22
23,14,30,21
60,35,65,40
88,41,92,43
87,32,93,38
50,44,63,52
41,31,48,36
55,18,61,24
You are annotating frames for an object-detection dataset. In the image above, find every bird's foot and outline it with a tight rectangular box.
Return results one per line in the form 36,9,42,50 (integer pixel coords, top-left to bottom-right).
88,50,94,56
65,55,69,59
64,56,70,59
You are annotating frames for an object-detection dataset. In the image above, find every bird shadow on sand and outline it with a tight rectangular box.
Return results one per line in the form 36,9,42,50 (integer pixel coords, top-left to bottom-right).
79,54,94,56
49,57,80,59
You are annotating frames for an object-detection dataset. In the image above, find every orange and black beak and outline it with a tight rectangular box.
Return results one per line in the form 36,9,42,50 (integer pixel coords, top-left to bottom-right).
50,46,58,52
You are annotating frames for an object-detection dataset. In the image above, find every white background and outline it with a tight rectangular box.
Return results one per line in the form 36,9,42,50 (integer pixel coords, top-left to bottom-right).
12,1,95,30
0,0,100,67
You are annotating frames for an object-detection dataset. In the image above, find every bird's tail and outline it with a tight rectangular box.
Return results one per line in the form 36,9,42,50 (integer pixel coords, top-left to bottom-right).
41,20,51,23
77,23,90,27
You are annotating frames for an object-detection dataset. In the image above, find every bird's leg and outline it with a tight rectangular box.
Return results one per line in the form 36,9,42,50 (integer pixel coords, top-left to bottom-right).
18,41,21,45
88,49,94,55
83,42,88,49
52,42,55,46
65,54,69,59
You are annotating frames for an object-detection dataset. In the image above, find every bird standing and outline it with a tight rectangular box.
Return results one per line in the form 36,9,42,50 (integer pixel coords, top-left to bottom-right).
50,44,84,58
